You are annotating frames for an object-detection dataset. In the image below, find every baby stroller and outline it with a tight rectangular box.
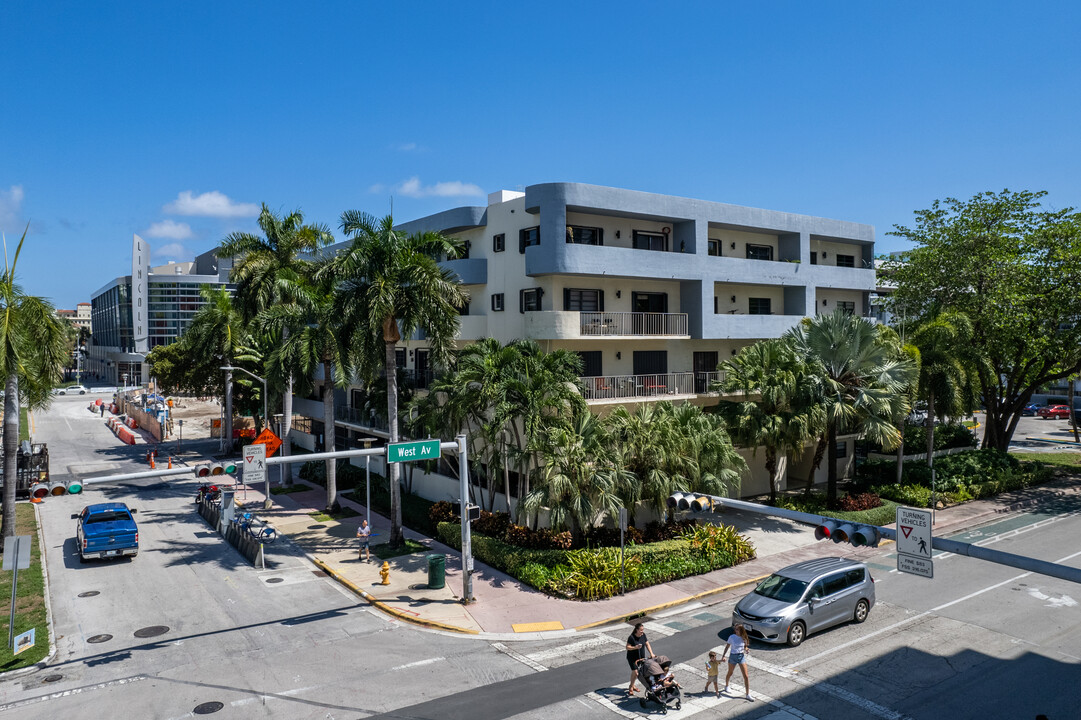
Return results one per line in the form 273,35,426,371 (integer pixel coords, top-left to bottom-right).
636,655,681,714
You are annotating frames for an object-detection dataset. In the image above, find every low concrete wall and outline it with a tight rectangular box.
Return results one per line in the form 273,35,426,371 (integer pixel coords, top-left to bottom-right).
867,446,973,463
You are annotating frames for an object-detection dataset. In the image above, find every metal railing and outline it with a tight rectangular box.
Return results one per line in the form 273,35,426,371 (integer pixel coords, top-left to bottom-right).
694,371,725,394
335,405,389,432
579,312,689,336
579,372,698,400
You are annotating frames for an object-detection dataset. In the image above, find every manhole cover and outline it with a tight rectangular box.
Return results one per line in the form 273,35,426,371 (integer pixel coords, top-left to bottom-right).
133,625,169,638
265,577,284,584
87,634,112,644
42,674,63,683
193,701,225,715
78,591,100,598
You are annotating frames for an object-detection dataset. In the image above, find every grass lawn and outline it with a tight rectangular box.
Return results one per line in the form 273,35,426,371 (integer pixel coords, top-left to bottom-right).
0,503,49,671
1014,452,1081,472
270,484,309,495
308,507,360,522
371,538,427,560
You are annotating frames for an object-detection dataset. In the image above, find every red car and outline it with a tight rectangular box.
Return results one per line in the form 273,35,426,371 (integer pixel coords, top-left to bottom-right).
1037,405,1071,419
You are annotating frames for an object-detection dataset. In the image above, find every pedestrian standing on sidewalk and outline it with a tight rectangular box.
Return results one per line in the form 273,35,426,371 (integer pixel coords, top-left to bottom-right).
625,622,654,695
721,624,752,701
356,519,371,562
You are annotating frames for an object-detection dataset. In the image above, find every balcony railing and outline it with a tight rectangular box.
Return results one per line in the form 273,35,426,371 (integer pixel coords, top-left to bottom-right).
580,372,700,401
579,312,689,336
694,371,725,394
335,405,389,432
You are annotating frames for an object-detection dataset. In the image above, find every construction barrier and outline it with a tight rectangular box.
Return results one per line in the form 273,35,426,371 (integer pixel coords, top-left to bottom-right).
126,417,138,429
117,426,136,445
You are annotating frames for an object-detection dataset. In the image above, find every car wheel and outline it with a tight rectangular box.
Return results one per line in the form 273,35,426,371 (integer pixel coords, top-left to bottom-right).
854,599,870,623
786,621,806,647
79,390,86,395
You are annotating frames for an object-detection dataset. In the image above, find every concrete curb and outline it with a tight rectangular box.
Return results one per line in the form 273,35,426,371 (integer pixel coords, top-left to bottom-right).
0,504,59,682
310,557,478,635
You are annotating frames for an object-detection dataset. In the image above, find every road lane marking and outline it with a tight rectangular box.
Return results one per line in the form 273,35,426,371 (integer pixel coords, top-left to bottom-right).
230,685,317,707
794,547,1081,669
492,642,548,672
527,634,623,662
390,657,445,671
0,675,148,712
643,621,677,637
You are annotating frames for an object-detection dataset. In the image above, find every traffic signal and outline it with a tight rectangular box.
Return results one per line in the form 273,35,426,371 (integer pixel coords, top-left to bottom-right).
195,462,237,478
815,518,881,547
67,478,83,494
690,495,713,512
667,493,720,512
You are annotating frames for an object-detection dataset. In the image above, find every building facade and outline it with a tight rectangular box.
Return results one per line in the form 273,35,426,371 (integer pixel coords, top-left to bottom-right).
88,235,232,386
295,182,875,499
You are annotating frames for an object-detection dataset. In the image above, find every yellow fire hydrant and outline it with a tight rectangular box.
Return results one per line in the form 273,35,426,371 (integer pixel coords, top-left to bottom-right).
379,561,391,585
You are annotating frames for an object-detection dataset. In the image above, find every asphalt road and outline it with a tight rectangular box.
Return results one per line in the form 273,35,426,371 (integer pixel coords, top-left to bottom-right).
2,396,1079,719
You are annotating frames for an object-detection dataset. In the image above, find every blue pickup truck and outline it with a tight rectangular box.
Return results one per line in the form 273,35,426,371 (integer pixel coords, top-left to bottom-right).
73,502,139,562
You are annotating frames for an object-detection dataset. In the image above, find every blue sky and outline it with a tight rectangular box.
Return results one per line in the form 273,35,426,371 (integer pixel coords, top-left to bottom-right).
3,2,1080,309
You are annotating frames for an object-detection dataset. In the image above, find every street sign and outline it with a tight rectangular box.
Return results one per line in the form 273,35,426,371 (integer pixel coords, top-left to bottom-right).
13,628,34,655
387,439,441,463
2,535,31,571
253,428,282,457
896,506,933,558
897,554,934,578
243,443,267,485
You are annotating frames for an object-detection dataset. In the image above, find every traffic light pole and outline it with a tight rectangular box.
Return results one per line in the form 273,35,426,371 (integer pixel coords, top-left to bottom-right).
670,492,1081,586
458,434,473,604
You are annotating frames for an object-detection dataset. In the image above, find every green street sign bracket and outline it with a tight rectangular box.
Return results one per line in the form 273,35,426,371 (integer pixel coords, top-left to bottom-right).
387,439,441,464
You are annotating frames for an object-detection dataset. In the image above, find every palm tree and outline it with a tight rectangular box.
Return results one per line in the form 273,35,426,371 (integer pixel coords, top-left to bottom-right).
718,338,820,504
908,312,976,472
1,226,69,540
522,410,627,538
667,402,746,498
257,258,348,512
786,310,917,504
218,205,333,484
334,212,467,547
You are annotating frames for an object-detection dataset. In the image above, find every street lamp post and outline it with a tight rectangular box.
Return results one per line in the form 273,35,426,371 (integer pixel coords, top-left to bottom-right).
362,438,374,528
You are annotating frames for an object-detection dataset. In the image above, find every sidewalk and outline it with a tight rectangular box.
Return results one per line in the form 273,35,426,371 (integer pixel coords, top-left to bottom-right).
236,471,1081,638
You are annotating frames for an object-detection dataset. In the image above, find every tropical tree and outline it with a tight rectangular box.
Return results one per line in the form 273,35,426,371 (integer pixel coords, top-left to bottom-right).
908,312,977,465
218,205,333,482
333,212,467,547
522,409,628,538
785,310,917,504
257,257,348,512
717,338,822,504
666,402,746,499
887,190,1081,449
1,227,69,541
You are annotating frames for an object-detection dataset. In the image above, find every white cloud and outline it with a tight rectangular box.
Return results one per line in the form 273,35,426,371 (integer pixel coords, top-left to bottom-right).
394,177,484,198
153,242,189,260
163,190,259,218
397,142,419,152
0,185,25,231
143,219,193,240
368,183,386,194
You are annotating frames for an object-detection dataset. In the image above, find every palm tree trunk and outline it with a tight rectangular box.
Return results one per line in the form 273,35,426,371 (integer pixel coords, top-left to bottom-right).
765,447,778,505
385,338,404,547
282,327,294,486
2,376,19,541
323,358,337,513
826,423,838,504
895,435,904,484
804,435,827,496
502,436,512,515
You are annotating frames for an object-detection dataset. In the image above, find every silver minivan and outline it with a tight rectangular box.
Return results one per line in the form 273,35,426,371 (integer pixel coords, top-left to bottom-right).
732,557,875,647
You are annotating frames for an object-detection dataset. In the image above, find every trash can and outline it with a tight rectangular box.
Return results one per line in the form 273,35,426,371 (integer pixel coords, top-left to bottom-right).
427,554,446,589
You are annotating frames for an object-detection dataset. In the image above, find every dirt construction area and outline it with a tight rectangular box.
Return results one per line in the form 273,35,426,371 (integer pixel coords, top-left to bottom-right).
160,395,224,442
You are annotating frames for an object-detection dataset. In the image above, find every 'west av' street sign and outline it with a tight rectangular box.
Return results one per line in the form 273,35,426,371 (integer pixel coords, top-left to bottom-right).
387,439,441,464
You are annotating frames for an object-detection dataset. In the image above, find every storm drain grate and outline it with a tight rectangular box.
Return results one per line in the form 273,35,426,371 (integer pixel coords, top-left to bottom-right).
193,701,225,714
311,570,327,577
87,634,112,644
42,675,63,683
77,591,100,598
133,625,170,638
265,577,285,584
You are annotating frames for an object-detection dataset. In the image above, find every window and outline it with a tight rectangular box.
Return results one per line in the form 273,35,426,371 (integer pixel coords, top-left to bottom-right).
835,441,847,457
395,348,406,369
837,301,856,315
845,568,865,587
491,293,504,312
632,350,667,375
493,233,505,252
823,573,849,596
563,288,603,312
459,240,471,260
519,227,540,253
746,244,774,261
456,301,470,316
566,225,603,245
632,230,667,252
577,350,602,377
810,252,818,265
520,287,543,312
708,239,721,256
836,254,855,268
748,298,772,315
291,415,314,433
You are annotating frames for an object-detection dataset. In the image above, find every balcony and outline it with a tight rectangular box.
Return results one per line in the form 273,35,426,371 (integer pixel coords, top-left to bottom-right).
335,405,389,432
579,371,725,402
579,312,689,337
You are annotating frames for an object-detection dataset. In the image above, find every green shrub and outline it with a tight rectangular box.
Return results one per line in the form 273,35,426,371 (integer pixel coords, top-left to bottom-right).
838,492,882,512
473,511,511,538
680,523,756,565
774,494,898,526
504,523,573,550
428,501,459,525
873,483,933,507
582,525,644,547
643,518,699,542
552,547,641,600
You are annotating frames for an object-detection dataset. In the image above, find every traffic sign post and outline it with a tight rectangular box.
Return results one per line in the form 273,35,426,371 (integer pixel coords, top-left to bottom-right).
896,506,933,578
387,439,441,463
4,535,32,650
243,443,268,508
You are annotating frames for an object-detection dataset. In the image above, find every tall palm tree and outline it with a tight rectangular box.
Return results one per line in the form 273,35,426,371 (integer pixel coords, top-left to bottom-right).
786,310,917,504
257,258,348,512
908,312,976,469
1,226,69,540
334,212,467,547
718,338,821,504
667,401,746,498
218,205,333,483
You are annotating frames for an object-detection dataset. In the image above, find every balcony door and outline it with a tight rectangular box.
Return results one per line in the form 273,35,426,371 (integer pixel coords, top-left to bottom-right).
693,351,718,393
415,349,430,390
632,292,668,334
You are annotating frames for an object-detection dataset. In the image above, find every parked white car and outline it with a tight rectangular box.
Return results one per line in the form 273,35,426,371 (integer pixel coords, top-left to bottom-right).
54,385,88,395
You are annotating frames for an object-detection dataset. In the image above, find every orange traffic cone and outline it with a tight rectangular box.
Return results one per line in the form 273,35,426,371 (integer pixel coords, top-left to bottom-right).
168,456,173,469
150,454,156,469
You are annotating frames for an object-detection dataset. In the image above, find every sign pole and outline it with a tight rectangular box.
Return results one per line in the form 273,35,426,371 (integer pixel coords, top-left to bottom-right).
8,537,20,649
458,434,473,604
365,454,371,529
619,508,626,596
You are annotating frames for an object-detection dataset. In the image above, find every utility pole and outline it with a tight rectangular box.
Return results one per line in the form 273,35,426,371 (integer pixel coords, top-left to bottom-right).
224,367,233,455
458,433,473,603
